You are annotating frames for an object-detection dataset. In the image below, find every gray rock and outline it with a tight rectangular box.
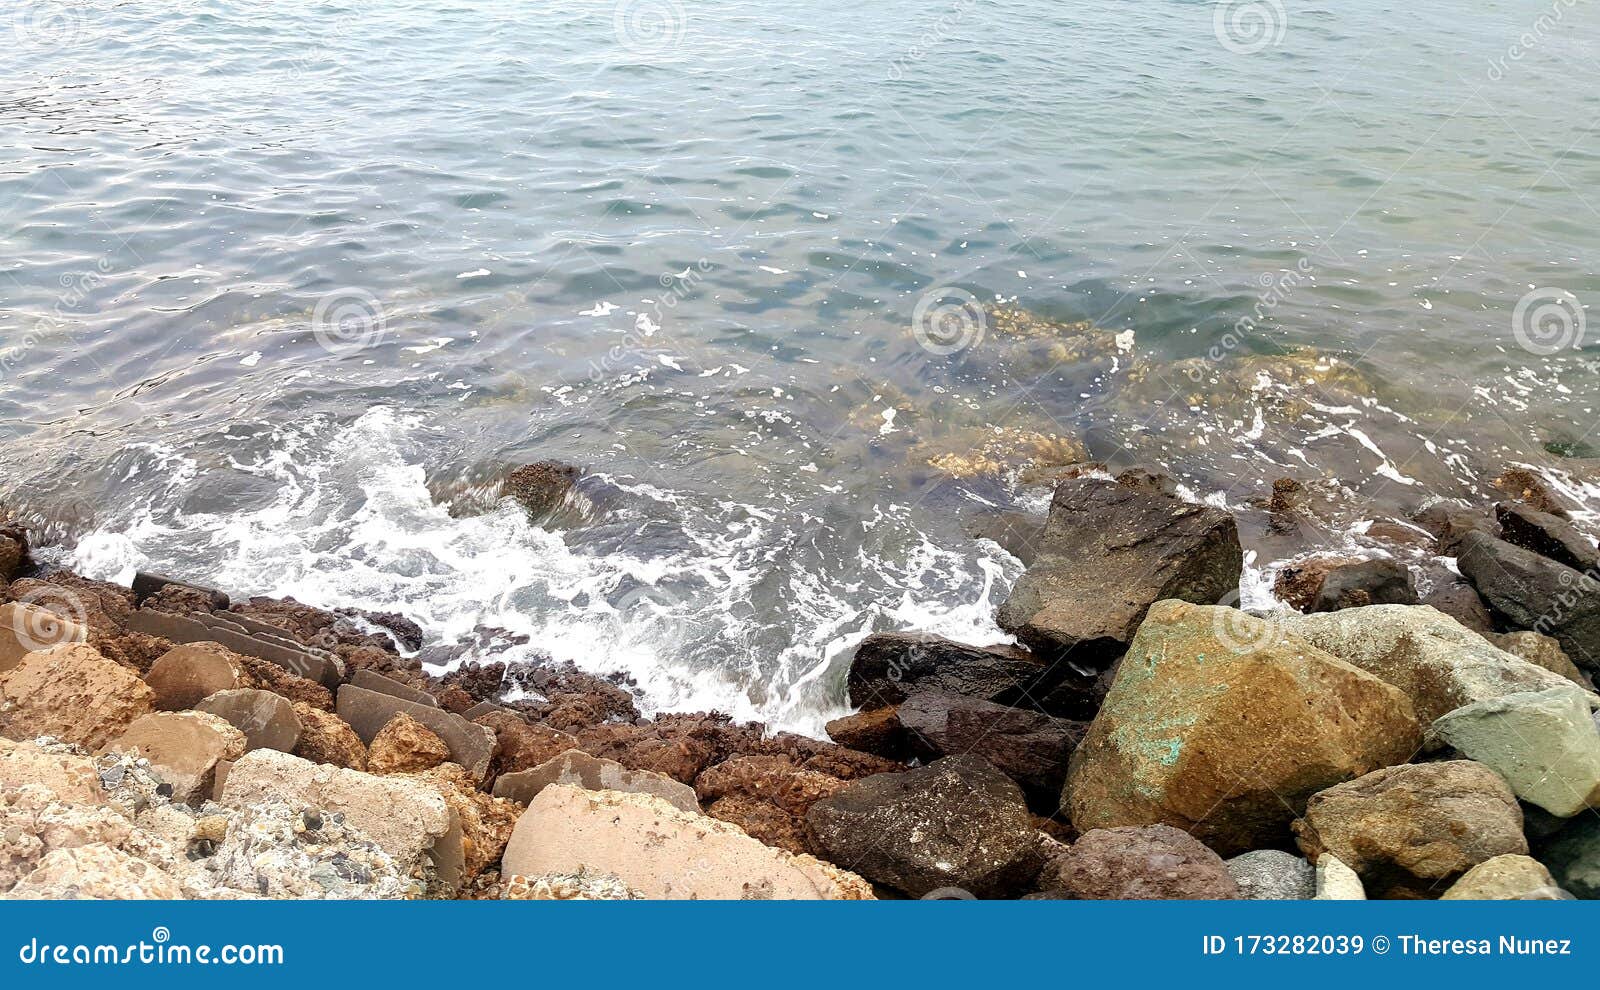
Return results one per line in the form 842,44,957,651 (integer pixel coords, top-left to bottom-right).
1495,502,1599,572
194,688,303,753
995,478,1242,666
1226,849,1316,900
127,609,339,686
1432,686,1600,817
350,669,438,708
1541,816,1600,899
1310,559,1417,612
335,684,495,782
897,691,1086,811
804,756,1043,898
1457,531,1600,674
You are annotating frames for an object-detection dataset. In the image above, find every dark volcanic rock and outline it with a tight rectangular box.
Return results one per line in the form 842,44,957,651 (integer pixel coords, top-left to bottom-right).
504,461,579,520
805,756,1044,899
845,633,1069,715
964,509,1047,566
1114,466,1178,498
1414,501,1497,556
1309,559,1417,612
1040,825,1240,900
995,478,1242,666
1495,503,1599,572
897,691,1086,811
1457,530,1600,672
1422,580,1495,634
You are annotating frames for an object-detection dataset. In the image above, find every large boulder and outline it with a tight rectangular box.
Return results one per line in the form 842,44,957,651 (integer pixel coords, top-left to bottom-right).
1292,760,1527,898
1440,854,1567,900
218,749,458,892
366,712,451,774
1063,601,1421,855
194,688,303,753
845,633,1066,713
102,711,247,804
1282,604,1592,724
1226,849,1316,900
1309,559,1417,612
1495,502,1598,572
995,478,1242,665
897,690,1086,810
1457,531,1600,673
142,643,250,710
502,784,872,899
8,844,180,900
804,756,1043,898
1041,824,1239,899
0,644,155,750
1431,686,1600,817
0,602,88,673
290,702,368,770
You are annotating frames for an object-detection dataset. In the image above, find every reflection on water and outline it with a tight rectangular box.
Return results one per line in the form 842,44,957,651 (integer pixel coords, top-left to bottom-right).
3,0,1599,732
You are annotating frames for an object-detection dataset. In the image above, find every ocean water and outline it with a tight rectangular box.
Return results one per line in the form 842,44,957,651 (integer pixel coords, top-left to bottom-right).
2,0,1598,733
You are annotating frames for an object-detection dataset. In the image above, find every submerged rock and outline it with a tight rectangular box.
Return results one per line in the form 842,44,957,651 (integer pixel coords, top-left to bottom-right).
1063,601,1421,856
503,461,580,520
805,756,1042,899
1042,825,1239,900
1293,761,1527,898
996,478,1242,666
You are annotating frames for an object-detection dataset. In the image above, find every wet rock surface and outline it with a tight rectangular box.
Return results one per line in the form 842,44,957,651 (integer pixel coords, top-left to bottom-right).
1042,825,1240,900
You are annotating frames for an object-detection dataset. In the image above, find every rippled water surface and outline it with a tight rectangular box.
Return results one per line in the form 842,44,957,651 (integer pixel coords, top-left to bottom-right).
3,0,1600,731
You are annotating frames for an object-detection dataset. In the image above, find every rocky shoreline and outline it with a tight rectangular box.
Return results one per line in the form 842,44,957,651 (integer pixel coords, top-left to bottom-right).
2,460,1599,900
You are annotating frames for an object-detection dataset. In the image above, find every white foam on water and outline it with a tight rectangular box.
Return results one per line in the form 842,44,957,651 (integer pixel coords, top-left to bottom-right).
64,406,1019,738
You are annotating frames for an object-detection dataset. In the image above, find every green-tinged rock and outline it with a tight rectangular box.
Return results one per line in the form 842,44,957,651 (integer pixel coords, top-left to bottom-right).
1283,604,1594,724
1063,601,1423,857
1431,686,1600,817
1440,855,1568,900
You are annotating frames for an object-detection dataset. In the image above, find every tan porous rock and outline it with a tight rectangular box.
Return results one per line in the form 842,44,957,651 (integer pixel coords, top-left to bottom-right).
0,602,88,672
1440,854,1568,900
0,644,155,750
291,702,368,770
143,643,250,710
367,713,450,774
102,711,247,804
0,737,105,805
502,784,874,900
7,843,180,899
1063,601,1422,855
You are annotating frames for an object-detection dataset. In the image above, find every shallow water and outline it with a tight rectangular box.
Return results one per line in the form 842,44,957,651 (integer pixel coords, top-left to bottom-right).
3,0,1599,732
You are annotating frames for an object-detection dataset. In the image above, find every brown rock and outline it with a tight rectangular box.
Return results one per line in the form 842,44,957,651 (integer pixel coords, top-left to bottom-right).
1495,502,1598,571
1293,761,1528,898
413,763,519,884
1423,580,1494,634
194,688,303,753
503,460,579,519
494,749,699,812
824,707,907,760
102,711,247,804
0,644,155,750
237,654,333,710
336,684,496,782
0,602,88,672
1063,601,1423,856
0,737,104,805
1042,825,1240,899
1493,467,1576,518
143,643,249,710
9,843,180,899
1489,631,1595,690
290,702,368,770
1272,556,1355,612
694,755,848,853
475,710,578,777
368,712,451,774
0,527,27,583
